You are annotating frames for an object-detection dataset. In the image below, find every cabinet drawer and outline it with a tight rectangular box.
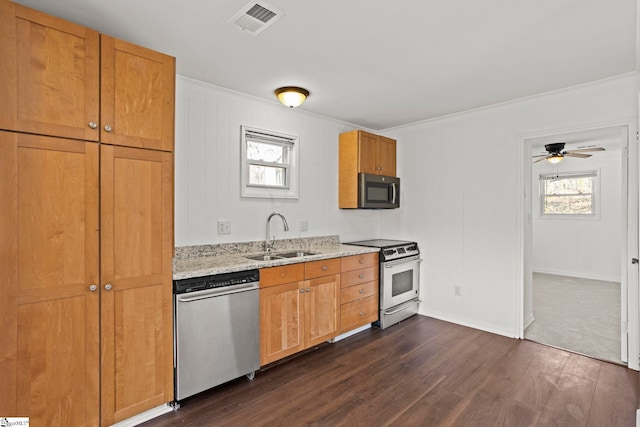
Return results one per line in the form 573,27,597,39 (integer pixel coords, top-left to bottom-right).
305,258,341,279
340,281,378,305
260,263,305,288
340,267,378,288
341,252,378,272
340,295,378,333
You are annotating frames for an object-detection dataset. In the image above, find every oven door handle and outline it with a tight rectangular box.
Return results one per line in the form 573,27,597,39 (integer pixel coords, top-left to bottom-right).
383,256,422,268
383,298,421,315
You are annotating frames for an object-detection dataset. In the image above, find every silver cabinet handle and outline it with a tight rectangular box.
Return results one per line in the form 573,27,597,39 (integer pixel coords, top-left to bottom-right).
306,288,311,293
359,289,364,294
104,125,113,132
359,274,365,279
104,283,112,291
89,284,97,292
321,266,328,271
300,289,305,293
359,311,364,316
88,122,97,129
359,259,364,264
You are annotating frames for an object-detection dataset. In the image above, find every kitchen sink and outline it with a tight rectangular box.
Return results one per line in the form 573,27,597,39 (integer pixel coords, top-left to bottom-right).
245,254,285,261
276,251,318,258
245,251,318,261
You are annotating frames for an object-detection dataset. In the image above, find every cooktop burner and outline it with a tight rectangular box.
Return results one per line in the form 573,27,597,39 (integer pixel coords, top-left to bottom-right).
347,239,419,262
347,239,415,249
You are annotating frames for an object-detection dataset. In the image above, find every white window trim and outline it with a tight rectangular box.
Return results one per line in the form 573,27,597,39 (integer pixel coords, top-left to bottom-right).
240,125,299,199
538,169,600,220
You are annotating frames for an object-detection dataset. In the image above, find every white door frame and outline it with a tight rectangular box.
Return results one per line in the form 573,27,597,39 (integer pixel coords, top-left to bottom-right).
516,119,639,370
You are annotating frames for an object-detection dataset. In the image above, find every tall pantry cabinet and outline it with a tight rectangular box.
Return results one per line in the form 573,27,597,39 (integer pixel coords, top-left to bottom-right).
0,1,175,425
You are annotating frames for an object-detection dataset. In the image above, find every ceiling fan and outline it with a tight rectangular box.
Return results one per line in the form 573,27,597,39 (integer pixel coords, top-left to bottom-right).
532,142,605,164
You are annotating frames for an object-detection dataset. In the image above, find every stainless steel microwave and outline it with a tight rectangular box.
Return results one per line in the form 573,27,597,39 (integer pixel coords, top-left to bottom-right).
358,173,400,209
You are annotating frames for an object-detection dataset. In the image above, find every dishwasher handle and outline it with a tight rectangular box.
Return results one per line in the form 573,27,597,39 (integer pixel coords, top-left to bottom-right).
177,282,259,302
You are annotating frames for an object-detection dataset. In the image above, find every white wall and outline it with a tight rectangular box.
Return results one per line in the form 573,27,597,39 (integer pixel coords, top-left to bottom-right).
175,72,637,339
174,76,388,246
531,144,623,282
383,73,638,337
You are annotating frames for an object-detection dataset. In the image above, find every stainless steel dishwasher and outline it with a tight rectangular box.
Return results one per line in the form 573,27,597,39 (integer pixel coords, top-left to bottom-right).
174,269,260,401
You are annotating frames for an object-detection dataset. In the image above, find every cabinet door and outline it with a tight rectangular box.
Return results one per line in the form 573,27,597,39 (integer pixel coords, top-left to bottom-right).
377,135,397,176
0,1,99,140
358,131,379,175
260,282,305,366
0,132,99,425
304,275,340,347
100,145,173,425
101,35,175,151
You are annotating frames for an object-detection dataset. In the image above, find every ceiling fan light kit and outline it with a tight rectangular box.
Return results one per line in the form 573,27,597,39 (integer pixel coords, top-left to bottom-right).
546,154,564,164
274,86,309,108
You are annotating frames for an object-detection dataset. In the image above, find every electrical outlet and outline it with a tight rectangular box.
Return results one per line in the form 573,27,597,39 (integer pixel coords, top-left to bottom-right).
454,285,462,296
217,220,231,234
300,220,308,232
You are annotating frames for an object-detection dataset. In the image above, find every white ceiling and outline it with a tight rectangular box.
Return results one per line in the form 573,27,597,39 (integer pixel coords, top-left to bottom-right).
15,0,638,130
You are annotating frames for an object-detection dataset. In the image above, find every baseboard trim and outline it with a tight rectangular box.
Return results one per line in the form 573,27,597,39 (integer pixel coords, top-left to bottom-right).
110,403,173,427
333,324,371,342
421,309,516,339
524,313,535,330
533,268,620,283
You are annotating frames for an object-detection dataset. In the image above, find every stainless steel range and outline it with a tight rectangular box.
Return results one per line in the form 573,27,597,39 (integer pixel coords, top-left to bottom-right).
347,239,421,329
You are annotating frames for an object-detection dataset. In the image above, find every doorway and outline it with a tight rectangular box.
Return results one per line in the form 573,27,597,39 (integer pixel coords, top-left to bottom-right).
521,124,636,366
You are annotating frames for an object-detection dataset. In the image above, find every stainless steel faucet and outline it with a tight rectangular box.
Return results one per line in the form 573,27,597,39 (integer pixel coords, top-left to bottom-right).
265,212,289,252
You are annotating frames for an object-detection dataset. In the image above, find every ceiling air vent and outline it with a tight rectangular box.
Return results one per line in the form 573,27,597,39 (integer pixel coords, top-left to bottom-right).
228,1,284,36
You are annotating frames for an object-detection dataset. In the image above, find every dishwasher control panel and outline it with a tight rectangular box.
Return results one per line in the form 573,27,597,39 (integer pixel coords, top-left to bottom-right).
174,269,259,294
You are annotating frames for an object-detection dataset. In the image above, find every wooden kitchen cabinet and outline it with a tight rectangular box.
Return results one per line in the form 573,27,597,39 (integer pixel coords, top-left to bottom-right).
0,0,100,141
101,35,175,151
339,130,396,177
339,130,397,208
339,253,379,334
100,145,174,425
0,1,175,424
259,265,305,365
304,259,341,347
259,259,341,366
0,132,100,426
0,0,175,152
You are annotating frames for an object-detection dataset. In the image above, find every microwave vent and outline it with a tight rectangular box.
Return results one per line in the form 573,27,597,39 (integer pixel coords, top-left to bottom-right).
228,1,284,36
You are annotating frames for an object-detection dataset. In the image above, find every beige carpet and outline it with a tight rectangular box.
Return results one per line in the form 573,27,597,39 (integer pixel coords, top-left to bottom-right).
524,272,622,364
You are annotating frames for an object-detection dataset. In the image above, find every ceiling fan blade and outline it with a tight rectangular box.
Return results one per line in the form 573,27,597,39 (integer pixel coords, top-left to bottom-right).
532,154,547,159
565,147,605,153
533,157,547,163
564,152,591,158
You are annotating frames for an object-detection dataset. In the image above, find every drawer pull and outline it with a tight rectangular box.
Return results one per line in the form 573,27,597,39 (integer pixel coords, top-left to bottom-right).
300,289,305,293
359,289,365,294
359,273,365,279
322,266,328,271
306,288,311,292
359,259,365,264
359,311,365,316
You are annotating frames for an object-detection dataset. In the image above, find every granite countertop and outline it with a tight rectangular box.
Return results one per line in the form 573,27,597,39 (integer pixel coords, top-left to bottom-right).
173,235,379,280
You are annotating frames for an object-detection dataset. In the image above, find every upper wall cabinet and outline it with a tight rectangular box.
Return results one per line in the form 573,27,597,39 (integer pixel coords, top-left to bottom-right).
351,131,397,176
0,0,100,141
339,130,397,208
0,1,175,151
101,36,175,152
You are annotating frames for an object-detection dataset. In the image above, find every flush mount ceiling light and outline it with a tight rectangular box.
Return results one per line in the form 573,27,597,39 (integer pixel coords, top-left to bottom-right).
274,87,309,108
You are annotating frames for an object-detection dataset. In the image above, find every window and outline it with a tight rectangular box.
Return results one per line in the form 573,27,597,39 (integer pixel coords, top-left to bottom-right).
539,171,598,216
241,125,299,198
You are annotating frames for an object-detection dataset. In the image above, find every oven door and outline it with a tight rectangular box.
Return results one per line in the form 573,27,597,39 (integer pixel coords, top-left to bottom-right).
380,255,420,309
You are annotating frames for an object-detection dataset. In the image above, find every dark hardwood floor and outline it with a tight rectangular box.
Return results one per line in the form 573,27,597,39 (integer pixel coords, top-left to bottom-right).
142,315,638,426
